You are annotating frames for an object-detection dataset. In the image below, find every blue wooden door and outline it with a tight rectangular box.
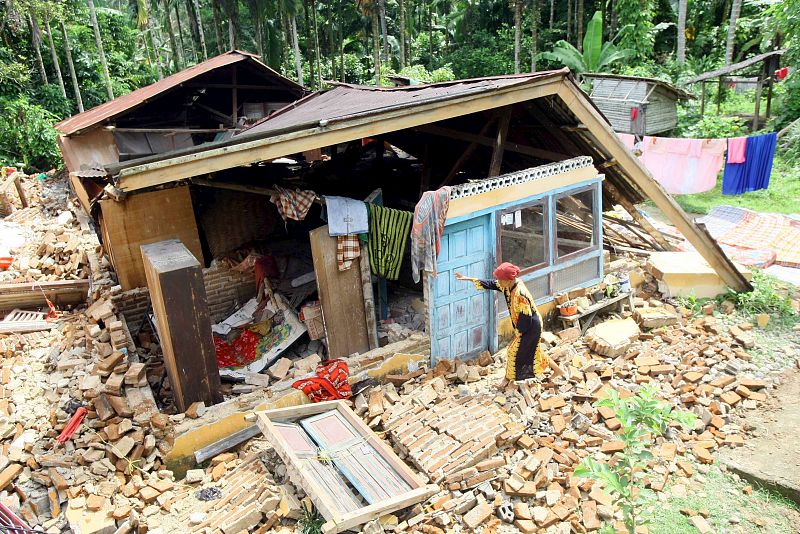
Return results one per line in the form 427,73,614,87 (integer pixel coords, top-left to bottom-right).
431,215,493,363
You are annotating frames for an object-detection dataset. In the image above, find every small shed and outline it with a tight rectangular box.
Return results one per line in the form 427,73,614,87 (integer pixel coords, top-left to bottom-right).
582,74,692,136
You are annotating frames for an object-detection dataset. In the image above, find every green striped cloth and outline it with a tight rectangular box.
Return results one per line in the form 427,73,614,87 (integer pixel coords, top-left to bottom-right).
367,204,413,281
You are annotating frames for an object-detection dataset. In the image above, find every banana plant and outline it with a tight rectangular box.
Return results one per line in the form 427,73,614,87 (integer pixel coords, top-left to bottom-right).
536,11,633,74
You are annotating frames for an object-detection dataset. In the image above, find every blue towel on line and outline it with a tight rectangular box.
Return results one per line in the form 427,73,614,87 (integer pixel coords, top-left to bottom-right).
722,132,777,195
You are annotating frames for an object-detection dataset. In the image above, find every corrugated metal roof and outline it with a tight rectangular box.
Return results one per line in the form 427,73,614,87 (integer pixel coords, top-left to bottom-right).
239,71,567,138
581,73,694,100
685,49,786,84
55,51,305,136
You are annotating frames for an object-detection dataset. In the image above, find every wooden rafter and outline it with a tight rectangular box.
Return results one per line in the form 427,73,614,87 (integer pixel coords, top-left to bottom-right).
488,107,512,177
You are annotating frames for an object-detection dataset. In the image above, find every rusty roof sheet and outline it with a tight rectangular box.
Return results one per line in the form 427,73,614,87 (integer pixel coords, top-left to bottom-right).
239,71,567,139
55,51,305,137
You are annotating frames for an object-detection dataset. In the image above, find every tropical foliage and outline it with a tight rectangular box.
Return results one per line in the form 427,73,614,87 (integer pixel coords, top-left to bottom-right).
537,11,631,74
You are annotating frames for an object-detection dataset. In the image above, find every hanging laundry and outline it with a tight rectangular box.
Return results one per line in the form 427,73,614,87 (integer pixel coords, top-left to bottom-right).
336,234,361,271
722,132,777,195
324,196,369,236
269,186,316,222
638,136,725,194
410,186,451,283
617,133,636,150
367,204,413,281
727,137,747,164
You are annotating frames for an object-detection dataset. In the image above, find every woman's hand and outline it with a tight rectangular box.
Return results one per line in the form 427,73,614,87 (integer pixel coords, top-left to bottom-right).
454,272,472,281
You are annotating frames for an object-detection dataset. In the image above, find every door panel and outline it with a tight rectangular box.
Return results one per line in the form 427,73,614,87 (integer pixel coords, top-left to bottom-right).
431,216,493,363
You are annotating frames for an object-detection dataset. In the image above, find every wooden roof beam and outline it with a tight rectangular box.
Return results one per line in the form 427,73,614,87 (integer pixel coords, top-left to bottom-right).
415,124,569,162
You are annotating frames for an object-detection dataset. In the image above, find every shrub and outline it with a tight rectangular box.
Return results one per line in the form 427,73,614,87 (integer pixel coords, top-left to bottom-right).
0,96,61,171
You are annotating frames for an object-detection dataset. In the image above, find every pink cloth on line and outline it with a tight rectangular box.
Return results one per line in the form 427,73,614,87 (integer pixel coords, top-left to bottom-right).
639,137,724,195
618,133,636,149
727,137,747,163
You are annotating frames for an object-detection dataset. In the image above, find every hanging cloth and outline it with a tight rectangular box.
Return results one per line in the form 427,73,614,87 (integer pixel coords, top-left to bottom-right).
639,136,720,194
336,235,361,271
324,196,369,236
722,133,777,195
727,137,747,164
367,204,413,281
410,186,451,283
269,186,316,223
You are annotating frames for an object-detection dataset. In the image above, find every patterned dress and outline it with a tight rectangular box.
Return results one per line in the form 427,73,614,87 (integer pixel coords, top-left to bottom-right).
473,278,549,381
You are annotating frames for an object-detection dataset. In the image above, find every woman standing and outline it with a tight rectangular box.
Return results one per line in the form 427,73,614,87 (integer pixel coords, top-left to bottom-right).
455,262,562,389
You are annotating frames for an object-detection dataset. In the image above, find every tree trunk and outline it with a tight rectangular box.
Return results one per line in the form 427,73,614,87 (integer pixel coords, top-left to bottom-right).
161,0,181,70
676,0,687,64
428,1,433,67
372,11,381,85
577,0,584,51
303,1,315,88
328,0,336,80
379,0,389,63
312,0,322,87
87,0,114,99
339,0,345,81
513,0,521,74
43,18,67,98
190,0,208,60
60,20,84,112
566,0,572,43
253,8,264,60
147,2,164,78
399,0,406,68
225,0,240,50
175,2,194,63
29,14,49,85
725,0,741,65
531,0,539,71
211,0,225,53
549,0,555,30
291,15,303,84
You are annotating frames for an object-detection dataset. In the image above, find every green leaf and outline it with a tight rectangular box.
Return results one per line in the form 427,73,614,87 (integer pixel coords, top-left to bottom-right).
582,11,603,71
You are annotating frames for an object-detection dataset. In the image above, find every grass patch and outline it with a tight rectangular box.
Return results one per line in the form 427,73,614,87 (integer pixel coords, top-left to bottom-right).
671,154,800,215
643,464,800,533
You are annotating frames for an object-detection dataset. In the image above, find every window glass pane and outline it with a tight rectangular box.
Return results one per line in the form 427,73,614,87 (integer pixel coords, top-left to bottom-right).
556,189,595,258
500,203,546,268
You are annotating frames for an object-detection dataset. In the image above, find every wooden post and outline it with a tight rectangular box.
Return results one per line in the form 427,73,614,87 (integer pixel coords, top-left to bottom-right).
699,82,706,117
753,78,762,130
12,175,28,208
488,107,512,177
141,239,222,412
231,65,238,124
765,78,774,121
716,76,723,115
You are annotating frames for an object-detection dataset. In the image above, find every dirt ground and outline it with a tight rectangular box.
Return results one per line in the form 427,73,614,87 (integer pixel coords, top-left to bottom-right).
721,365,800,504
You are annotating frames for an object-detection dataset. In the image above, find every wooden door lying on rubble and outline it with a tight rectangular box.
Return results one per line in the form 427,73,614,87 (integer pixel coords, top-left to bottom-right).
430,215,494,363
309,226,371,358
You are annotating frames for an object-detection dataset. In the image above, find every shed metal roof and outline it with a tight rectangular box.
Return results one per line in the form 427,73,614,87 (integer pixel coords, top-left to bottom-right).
581,73,694,101
685,49,786,84
55,51,305,136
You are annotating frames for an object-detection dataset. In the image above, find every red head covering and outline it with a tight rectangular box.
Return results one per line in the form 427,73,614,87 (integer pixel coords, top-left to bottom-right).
493,262,520,281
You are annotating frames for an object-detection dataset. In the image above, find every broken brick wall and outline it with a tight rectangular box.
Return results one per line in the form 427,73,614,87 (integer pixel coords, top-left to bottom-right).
112,262,257,327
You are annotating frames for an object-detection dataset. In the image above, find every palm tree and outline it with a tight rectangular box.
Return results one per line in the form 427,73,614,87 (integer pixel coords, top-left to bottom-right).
211,0,226,53
223,0,240,50
312,0,322,87
147,0,164,78
87,0,114,99
725,0,742,65
378,0,389,63
531,0,540,71
676,0,687,64
60,20,84,112
188,0,207,60
358,0,381,85
399,0,406,68
537,11,632,73
576,0,584,51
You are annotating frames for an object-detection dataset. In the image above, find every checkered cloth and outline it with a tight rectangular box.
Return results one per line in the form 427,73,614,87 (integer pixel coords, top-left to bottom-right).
269,186,316,222
336,235,361,271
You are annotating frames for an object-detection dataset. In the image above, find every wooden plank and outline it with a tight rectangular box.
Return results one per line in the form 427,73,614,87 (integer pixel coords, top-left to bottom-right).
557,83,751,292
116,80,562,192
488,107,511,177
194,424,261,464
602,179,671,251
361,189,381,350
0,279,89,310
100,186,203,290
321,485,439,534
141,239,222,411
309,226,370,359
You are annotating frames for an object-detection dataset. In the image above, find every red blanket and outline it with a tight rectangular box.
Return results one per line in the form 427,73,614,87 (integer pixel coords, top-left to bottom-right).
292,359,352,402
